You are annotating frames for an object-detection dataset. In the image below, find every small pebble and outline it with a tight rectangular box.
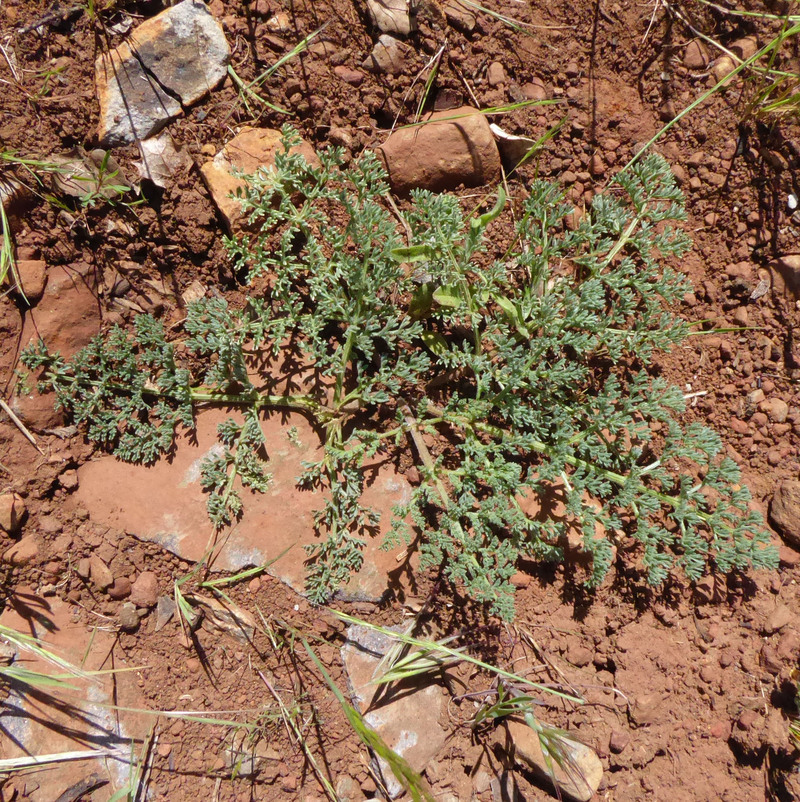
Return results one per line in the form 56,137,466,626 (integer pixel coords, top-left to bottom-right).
608,730,630,754
118,602,140,632
108,577,132,600
737,709,759,731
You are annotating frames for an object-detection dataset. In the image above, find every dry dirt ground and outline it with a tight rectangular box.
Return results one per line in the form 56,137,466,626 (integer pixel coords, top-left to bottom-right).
2,0,800,800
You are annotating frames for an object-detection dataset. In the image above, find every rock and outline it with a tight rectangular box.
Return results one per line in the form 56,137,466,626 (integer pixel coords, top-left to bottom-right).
185,592,255,642
200,127,319,233
366,0,415,35
134,130,193,188
630,693,663,727
13,260,47,304
762,397,789,423
3,535,39,566
770,255,800,298
760,644,782,675
59,469,79,491
777,629,800,662
520,79,547,102
107,577,132,600
770,481,800,549
96,0,230,145
89,555,113,590
0,591,149,801
14,262,101,430
48,149,129,201
154,595,176,631
588,154,605,177
507,719,603,802
565,643,593,668
684,40,709,69
763,605,794,635
608,730,630,754
779,545,800,567
335,775,364,801
738,709,759,731
362,34,410,74
333,66,365,86
510,570,531,588
118,602,140,632
75,558,91,579
443,0,476,32
0,493,26,534
265,11,290,32
376,107,501,195
487,61,507,87
130,571,159,607
710,37,758,84
71,409,416,603
342,624,446,798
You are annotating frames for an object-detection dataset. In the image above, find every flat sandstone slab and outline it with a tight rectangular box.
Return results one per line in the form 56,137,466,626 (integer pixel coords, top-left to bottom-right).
71,410,414,602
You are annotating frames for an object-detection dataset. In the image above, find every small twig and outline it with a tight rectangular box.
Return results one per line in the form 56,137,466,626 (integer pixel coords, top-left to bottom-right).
0,397,43,453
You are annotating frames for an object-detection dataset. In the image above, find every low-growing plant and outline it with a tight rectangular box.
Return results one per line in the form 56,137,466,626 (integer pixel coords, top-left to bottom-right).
21,127,777,619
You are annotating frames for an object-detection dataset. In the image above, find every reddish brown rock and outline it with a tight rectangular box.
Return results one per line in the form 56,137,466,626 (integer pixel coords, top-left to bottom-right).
684,40,709,69
375,106,502,195
0,591,149,801
770,255,800,298
14,262,101,430
3,535,39,566
333,66,365,86
108,576,132,600
130,571,159,608
770,480,800,549
72,410,415,602
200,127,320,233
0,492,27,534
609,730,631,754
89,555,113,590
13,259,47,303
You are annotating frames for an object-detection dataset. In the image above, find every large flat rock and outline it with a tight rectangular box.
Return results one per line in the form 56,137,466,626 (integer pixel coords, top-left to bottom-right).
0,590,149,801
96,0,229,145
71,409,414,602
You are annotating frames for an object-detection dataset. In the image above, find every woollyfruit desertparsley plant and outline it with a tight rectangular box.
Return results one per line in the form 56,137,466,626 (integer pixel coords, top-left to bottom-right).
21,127,777,619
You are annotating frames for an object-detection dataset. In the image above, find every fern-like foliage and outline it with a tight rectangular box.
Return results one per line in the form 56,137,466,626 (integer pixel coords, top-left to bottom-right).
20,127,777,619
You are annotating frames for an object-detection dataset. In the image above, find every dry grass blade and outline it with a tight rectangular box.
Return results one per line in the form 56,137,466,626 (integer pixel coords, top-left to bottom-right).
302,638,435,802
0,397,43,453
335,612,583,705
0,748,126,771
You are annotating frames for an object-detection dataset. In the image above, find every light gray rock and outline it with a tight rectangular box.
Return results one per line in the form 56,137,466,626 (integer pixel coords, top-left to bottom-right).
507,719,603,802
96,0,230,145
366,0,415,35
341,624,446,798
362,34,410,74
134,130,192,188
